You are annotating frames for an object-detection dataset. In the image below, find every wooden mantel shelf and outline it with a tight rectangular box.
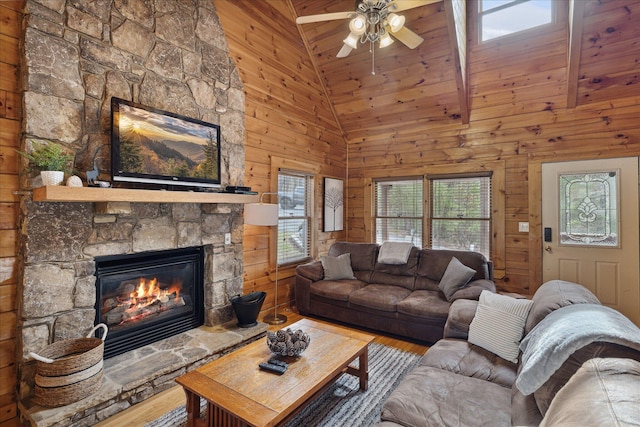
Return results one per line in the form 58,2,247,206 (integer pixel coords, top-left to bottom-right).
32,186,259,204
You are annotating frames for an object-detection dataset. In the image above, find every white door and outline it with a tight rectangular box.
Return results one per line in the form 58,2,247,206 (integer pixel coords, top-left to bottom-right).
542,157,640,325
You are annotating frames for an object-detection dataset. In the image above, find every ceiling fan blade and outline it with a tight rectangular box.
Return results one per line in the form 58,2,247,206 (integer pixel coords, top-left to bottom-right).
336,44,353,58
295,11,354,24
389,26,424,49
390,0,441,12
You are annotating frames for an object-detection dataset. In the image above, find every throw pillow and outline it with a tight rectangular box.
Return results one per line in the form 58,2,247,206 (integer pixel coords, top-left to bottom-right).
320,253,356,280
468,290,534,363
438,256,476,301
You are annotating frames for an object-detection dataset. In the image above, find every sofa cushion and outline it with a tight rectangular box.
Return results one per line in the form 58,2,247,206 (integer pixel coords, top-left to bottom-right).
380,365,512,427
438,257,476,300
524,279,600,334
397,290,449,319
468,291,533,363
328,242,378,271
443,299,478,339
349,284,411,312
421,339,517,388
540,358,640,427
320,253,355,280
415,249,489,291
511,383,543,427
309,279,365,302
370,246,420,290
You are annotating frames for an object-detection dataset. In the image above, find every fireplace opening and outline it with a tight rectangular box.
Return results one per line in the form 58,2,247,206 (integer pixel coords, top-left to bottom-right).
94,246,205,359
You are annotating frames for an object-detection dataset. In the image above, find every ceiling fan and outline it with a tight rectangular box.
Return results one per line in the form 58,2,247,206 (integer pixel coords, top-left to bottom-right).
296,0,440,73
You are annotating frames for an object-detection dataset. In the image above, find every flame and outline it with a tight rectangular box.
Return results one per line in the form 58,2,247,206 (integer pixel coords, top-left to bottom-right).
128,277,182,310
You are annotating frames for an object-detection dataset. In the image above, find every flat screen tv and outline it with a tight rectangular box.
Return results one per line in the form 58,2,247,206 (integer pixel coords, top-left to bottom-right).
111,97,221,190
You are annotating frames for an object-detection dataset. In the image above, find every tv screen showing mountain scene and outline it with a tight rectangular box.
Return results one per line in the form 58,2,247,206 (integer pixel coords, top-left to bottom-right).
111,98,221,187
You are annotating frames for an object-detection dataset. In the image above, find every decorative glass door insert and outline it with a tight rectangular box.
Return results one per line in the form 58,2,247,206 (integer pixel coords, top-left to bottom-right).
559,170,619,247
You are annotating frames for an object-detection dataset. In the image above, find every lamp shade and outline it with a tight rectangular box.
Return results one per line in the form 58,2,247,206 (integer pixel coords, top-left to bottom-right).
343,32,359,49
379,33,394,48
388,13,405,33
349,16,366,35
244,203,278,226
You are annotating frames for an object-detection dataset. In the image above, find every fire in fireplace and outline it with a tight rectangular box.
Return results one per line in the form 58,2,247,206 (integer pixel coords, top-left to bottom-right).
102,276,185,326
94,247,205,358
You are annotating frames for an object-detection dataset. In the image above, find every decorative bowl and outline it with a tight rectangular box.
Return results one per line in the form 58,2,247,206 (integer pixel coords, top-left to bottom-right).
266,328,310,357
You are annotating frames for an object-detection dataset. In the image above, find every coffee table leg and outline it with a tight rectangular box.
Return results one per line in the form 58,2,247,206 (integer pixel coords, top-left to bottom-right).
183,389,202,427
359,346,369,391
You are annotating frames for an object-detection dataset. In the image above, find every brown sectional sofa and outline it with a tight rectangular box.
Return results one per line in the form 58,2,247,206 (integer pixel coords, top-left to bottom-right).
295,242,495,343
376,280,640,427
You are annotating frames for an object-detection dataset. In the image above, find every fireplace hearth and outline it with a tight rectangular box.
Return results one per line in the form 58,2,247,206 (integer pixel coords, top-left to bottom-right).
95,247,205,359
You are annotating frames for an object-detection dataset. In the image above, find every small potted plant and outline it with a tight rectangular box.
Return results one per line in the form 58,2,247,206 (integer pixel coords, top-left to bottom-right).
17,140,74,186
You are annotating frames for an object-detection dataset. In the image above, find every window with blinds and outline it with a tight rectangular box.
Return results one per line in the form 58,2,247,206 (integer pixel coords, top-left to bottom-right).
277,171,312,265
429,175,491,259
373,178,423,245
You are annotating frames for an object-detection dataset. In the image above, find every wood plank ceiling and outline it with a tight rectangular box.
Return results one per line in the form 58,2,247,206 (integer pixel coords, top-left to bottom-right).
287,0,640,143
290,0,461,141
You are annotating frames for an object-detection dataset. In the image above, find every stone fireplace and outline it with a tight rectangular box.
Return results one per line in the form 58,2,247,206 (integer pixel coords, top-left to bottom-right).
16,1,262,425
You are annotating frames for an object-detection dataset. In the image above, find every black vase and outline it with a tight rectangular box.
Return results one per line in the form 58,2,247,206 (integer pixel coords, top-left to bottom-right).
231,291,266,328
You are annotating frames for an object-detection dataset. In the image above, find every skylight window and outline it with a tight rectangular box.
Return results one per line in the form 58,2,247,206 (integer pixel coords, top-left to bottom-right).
480,0,553,42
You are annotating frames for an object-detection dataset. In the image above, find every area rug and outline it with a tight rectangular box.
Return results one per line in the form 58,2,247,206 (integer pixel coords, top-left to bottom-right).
145,342,421,427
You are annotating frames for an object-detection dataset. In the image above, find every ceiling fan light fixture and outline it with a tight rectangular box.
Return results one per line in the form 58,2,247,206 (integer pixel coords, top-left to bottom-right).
349,15,367,34
388,13,405,32
379,32,394,48
343,32,359,49
297,0,425,68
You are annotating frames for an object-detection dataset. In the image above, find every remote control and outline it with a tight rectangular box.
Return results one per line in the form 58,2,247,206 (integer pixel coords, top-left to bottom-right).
268,358,288,368
259,362,287,375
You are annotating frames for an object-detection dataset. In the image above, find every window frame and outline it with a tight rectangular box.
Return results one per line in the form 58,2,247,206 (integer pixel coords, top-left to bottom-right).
471,0,565,46
427,172,493,259
270,156,320,276
277,169,313,266
365,161,506,273
372,176,424,246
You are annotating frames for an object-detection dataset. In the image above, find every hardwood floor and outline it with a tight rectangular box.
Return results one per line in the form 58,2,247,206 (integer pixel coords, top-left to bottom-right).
95,310,429,427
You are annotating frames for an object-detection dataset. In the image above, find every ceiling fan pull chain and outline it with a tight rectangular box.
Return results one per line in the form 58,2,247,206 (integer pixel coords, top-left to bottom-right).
371,41,376,75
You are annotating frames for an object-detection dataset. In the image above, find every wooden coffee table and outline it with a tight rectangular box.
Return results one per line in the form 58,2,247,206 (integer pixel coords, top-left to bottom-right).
176,318,375,427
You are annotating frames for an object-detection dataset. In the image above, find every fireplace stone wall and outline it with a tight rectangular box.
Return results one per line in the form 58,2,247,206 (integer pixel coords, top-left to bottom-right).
18,0,246,405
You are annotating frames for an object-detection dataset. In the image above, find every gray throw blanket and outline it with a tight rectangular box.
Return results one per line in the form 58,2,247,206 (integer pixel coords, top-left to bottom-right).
377,241,413,264
516,303,640,395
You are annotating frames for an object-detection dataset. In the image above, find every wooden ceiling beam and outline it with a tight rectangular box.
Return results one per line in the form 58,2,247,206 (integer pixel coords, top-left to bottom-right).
286,0,348,141
444,0,469,124
566,0,585,109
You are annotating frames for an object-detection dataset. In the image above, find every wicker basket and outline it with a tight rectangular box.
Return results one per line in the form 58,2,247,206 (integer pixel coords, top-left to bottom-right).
29,323,108,407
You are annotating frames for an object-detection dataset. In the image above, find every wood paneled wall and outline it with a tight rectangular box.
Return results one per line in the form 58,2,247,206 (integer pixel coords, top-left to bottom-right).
0,2,23,426
214,0,347,315
215,0,640,300
347,1,640,294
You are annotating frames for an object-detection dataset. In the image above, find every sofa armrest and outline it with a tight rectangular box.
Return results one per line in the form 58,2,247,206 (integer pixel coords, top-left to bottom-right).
296,260,323,282
295,261,323,315
443,299,479,340
450,279,496,302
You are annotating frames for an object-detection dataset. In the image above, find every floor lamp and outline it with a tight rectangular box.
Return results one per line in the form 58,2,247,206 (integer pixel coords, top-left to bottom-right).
244,193,287,325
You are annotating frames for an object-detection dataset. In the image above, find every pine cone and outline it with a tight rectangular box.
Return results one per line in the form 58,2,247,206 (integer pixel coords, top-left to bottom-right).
276,329,287,342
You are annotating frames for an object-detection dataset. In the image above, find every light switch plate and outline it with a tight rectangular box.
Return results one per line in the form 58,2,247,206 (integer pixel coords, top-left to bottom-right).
518,222,529,232
224,233,231,244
